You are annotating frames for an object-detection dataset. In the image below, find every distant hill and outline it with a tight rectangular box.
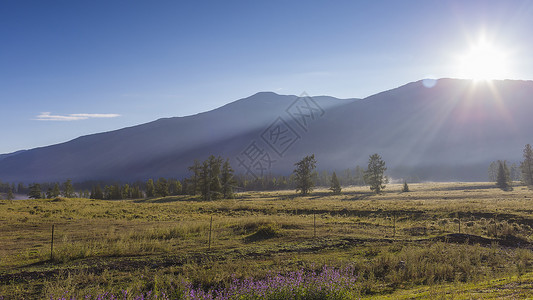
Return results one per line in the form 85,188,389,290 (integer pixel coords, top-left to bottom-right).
0,79,532,183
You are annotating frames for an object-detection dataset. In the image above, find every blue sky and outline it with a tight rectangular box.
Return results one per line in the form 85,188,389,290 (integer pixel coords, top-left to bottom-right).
1,0,533,154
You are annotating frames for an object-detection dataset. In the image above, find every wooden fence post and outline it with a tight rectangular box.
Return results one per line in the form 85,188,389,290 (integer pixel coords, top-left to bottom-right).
494,215,497,238
208,216,213,251
313,213,316,238
50,224,55,261
393,214,396,238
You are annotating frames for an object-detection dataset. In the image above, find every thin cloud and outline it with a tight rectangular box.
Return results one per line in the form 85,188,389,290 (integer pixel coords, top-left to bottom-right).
34,112,121,121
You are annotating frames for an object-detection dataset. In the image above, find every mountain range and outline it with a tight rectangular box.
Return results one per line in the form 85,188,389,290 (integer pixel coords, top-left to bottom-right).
1,78,532,184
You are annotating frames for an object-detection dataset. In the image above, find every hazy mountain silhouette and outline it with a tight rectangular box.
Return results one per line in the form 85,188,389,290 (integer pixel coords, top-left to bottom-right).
0,150,27,162
0,79,532,183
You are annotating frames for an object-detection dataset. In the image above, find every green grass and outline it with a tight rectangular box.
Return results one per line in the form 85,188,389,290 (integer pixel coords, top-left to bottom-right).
373,272,533,299
1,182,533,298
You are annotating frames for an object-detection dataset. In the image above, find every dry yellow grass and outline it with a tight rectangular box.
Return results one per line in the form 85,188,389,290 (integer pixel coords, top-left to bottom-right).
1,182,532,298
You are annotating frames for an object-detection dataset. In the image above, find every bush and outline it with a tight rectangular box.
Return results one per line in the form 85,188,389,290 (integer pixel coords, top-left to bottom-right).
52,197,68,202
246,223,280,241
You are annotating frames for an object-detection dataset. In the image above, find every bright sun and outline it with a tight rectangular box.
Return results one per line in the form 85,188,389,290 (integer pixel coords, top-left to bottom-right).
456,37,511,81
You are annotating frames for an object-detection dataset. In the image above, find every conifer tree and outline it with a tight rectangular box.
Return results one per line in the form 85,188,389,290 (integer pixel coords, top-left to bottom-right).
199,160,210,200
211,174,222,200
354,166,365,186
402,181,410,192
28,183,42,199
496,160,512,190
146,179,155,197
293,154,317,196
155,177,169,197
343,168,353,185
221,158,236,199
364,153,387,194
52,183,61,198
320,170,330,187
62,179,75,198
103,185,112,199
17,183,25,194
90,186,96,199
488,161,498,181
199,155,223,200
111,184,122,199
46,187,54,199
122,184,131,199
187,160,202,195
181,180,188,196
131,185,143,199
329,171,341,195
6,188,14,200
175,180,182,195
510,163,521,181
521,144,533,186
90,185,104,199
169,179,182,195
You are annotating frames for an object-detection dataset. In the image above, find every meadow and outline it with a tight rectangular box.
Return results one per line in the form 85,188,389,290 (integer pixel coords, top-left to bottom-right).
1,182,533,299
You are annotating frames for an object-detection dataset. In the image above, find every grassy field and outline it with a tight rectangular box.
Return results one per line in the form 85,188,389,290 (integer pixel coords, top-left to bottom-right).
1,182,533,299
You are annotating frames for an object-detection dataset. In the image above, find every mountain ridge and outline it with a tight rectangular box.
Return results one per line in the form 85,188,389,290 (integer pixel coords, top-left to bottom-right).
1,78,531,183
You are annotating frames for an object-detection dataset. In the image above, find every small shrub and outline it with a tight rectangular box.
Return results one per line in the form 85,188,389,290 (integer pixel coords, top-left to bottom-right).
246,223,280,241
52,197,68,202
231,220,269,235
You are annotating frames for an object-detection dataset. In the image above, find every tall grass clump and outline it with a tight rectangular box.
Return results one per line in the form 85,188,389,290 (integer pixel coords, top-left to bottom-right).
246,223,281,241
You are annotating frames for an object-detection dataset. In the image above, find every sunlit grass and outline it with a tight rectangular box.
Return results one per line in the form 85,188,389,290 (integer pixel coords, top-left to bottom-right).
1,182,533,298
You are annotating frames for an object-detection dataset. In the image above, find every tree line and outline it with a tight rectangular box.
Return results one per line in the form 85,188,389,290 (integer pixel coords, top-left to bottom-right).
81,155,236,201
183,155,236,200
4,143,533,200
0,182,29,200
1,166,373,201
1,153,388,199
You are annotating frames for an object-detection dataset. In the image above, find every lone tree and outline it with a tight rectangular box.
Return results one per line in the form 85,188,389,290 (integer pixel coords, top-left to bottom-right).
293,154,317,196
364,153,387,194
496,160,512,190
521,144,533,187
199,155,223,201
402,181,410,192
329,171,341,195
